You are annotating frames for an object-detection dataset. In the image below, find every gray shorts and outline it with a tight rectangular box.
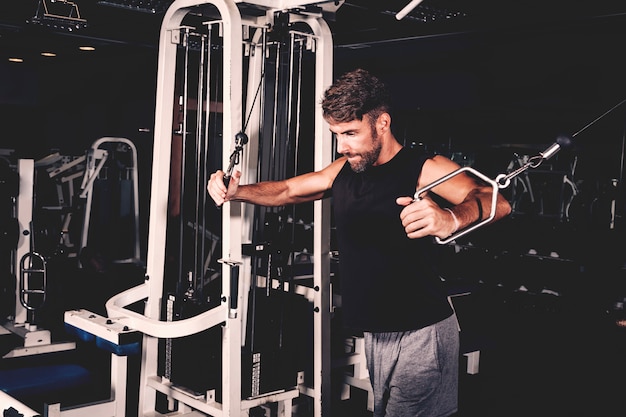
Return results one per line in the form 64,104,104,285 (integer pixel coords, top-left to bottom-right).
364,315,459,417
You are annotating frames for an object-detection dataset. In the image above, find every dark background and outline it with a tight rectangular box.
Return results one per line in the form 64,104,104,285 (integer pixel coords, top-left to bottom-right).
3,0,626,158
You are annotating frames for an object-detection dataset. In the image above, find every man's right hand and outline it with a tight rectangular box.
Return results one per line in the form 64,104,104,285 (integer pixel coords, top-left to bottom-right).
207,170,241,206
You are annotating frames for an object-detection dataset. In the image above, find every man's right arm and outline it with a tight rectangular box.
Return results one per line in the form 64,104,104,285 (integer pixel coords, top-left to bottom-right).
207,157,346,207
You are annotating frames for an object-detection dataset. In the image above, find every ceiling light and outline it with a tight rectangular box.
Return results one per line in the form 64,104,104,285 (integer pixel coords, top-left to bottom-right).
41,52,57,57
79,46,96,51
8,58,24,63
29,0,88,32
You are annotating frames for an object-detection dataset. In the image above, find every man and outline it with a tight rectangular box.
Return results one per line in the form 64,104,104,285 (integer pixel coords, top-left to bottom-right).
207,68,511,416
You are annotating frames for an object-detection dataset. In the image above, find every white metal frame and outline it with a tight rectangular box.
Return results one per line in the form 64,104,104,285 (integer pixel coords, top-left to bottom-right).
79,137,142,265
288,13,334,417
1,159,76,359
14,159,34,326
48,1,339,416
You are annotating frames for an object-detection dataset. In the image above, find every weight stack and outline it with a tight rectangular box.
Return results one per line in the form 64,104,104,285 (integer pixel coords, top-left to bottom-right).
242,287,312,399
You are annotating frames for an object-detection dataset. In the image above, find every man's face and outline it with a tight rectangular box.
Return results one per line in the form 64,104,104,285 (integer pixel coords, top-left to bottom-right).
328,114,382,173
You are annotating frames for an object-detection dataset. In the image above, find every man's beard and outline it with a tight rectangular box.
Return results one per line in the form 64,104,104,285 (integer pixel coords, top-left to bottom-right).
347,131,382,173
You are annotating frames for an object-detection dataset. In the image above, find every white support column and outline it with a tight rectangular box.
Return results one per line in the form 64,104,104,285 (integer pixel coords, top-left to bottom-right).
14,159,34,326
139,0,184,410
215,2,244,416
141,0,243,416
290,13,334,417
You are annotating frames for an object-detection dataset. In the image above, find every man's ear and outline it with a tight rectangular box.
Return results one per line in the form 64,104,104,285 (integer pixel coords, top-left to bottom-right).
378,112,391,133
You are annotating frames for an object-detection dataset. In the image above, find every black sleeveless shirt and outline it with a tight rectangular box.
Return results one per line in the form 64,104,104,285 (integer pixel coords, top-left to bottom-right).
332,147,453,332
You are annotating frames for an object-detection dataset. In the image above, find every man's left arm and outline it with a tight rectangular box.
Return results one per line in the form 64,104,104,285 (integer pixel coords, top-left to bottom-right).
398,155,512,240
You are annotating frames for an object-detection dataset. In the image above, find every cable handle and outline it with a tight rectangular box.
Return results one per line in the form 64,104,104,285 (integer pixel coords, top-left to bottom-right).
222,131,249,188
413,166,499,245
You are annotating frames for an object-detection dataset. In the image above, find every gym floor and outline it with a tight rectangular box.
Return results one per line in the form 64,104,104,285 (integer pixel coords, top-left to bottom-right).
453,281,626,417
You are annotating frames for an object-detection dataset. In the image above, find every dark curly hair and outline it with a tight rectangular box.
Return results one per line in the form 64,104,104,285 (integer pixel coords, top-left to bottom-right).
321,68,392,128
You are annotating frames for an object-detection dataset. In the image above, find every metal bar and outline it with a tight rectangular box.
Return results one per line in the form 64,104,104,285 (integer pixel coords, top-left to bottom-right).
290,12,334,417
414,166,499,245
178,27,192,287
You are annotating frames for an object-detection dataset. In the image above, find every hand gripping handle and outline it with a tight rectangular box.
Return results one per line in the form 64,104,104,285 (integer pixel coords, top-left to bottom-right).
413,166,499,245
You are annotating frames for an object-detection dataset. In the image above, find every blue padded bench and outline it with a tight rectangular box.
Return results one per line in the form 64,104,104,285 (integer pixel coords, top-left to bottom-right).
0,364,92,398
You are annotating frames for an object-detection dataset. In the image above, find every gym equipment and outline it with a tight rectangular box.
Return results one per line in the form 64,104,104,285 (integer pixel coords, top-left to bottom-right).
1,146,143,412
1,159,75,359
415,135,573,244
0,159,81,417
0,364,92,404
79,137,142,266
498,147,578,221
33,152,86,258
50,1,339,416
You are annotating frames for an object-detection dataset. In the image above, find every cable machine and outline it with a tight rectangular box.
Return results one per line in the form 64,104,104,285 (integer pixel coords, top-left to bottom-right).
46,1,339,416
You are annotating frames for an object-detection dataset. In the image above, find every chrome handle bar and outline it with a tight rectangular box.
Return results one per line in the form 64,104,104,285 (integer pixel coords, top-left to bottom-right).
413,166,500,245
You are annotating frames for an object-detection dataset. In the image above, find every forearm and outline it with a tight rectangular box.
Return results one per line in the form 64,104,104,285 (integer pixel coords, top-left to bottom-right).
231,180,325,206
215,160,340,207
230,181,291,206
448,188,511,231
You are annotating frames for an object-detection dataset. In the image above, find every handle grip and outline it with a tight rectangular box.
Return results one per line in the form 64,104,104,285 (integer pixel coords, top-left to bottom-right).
413,166,499,245
229,264,239,319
